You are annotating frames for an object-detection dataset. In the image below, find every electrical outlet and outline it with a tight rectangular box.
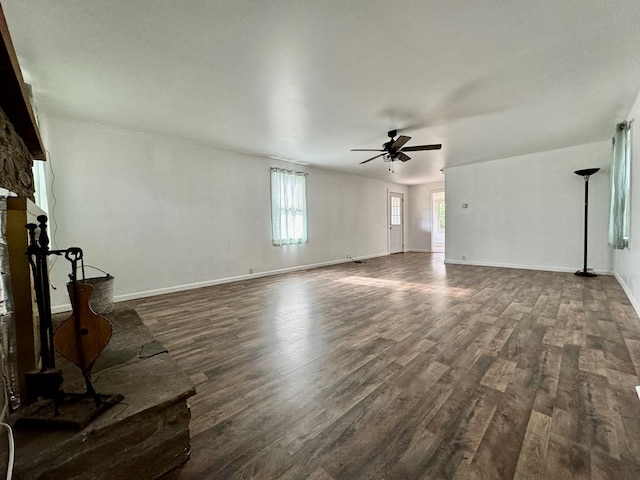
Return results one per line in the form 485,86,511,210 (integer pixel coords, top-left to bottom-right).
249,268,253,274
462,255,466,261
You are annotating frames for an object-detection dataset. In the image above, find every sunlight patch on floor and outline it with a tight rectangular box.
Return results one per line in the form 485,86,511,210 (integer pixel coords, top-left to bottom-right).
336,275,470,297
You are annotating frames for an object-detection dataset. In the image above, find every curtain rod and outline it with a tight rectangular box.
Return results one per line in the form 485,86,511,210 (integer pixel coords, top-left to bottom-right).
271,167,308,176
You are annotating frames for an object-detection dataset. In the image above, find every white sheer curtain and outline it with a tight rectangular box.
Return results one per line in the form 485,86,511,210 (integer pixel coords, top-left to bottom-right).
271,167,308,246
32,160,49,213
609,121,631,249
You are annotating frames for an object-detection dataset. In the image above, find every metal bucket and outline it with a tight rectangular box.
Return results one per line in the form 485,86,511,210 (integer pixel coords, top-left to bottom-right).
72,275,115,314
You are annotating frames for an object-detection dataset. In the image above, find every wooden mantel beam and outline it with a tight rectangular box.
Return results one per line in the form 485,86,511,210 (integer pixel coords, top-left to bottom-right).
0,3,45,160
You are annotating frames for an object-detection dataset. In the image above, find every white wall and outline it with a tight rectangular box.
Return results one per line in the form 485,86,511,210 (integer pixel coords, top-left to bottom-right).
407,181,444,252
445,141,612,273
39,114,408,310
613,90,640,312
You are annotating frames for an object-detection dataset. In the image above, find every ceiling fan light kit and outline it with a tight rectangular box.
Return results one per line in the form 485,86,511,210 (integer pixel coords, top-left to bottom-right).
351,130,442,166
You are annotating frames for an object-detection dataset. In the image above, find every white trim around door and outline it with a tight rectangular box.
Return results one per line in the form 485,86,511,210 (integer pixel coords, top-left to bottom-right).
389,191,404,254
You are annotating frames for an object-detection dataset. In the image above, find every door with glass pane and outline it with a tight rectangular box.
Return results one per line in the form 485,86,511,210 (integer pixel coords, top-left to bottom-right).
389,192,404,254
431,191,445,253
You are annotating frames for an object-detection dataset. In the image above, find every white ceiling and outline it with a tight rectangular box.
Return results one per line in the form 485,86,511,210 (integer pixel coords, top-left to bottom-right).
4,0,640,185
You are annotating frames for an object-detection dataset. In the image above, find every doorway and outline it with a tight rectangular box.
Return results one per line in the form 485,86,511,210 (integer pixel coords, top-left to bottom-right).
431,191,445,253
389,192,404,254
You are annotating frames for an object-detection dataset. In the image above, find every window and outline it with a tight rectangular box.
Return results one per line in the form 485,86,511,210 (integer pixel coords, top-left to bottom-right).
390,195,401,226
438,202,445,230
609,121,632,249
271,167,308,246
32,159,49,213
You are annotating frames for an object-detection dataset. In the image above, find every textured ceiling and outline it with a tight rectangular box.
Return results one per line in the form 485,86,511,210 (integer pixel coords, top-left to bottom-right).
4,0,640,184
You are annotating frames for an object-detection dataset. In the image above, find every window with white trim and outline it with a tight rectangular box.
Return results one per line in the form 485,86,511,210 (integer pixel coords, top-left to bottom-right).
271,167,308,246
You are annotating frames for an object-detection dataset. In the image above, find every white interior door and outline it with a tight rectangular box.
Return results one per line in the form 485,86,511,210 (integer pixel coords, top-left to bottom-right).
431,191,445,253
389,192,404,254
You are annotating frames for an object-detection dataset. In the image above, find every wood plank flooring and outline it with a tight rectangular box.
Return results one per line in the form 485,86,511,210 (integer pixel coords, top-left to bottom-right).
125,253,640,479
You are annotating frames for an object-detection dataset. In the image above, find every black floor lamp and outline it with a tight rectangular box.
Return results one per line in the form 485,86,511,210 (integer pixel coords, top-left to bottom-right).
574,168,600,277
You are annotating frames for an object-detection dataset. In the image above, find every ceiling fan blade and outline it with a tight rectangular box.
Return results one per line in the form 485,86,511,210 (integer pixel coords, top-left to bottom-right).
391,135,411,149
398,152,411,162
351,149,384,152
400,144,442,152
360,153,385,164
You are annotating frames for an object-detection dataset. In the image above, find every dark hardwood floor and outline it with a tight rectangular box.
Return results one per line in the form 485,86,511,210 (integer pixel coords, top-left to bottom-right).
126,252,640,479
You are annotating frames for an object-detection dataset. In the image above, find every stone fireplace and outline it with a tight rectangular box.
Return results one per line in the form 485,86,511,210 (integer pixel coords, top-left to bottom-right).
0,105,35,199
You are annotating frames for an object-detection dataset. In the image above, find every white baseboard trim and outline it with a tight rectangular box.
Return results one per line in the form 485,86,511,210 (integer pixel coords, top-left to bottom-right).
614,272,640,319
407,248,432,253
443,259,613,276
51,252,389,314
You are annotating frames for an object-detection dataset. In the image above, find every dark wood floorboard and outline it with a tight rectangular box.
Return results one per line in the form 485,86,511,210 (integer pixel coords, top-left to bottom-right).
125,253,640,479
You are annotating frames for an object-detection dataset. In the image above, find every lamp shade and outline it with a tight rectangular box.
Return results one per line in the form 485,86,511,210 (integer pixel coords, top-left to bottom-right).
574,168,600,177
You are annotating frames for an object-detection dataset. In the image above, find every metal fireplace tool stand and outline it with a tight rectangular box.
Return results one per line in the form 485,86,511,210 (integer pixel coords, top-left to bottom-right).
17,215,122,430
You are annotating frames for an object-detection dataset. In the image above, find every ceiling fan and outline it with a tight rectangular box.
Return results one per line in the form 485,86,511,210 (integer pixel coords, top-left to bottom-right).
351,130,442,164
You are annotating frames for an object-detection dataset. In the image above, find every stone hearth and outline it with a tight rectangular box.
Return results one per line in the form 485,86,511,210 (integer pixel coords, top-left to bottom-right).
10,307,195,480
